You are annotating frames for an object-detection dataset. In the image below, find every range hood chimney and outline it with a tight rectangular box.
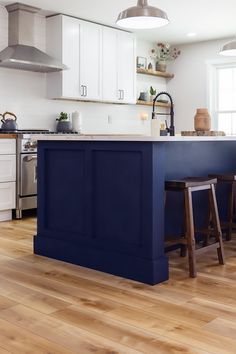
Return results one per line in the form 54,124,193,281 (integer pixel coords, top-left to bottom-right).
0,3,67,73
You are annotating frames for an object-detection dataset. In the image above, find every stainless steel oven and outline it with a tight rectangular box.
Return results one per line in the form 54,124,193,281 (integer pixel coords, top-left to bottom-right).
16,134,39,218
20,154,37,196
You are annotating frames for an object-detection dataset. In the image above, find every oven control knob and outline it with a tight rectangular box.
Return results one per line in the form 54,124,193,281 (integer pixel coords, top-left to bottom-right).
24,141,31,149
30,141,37,149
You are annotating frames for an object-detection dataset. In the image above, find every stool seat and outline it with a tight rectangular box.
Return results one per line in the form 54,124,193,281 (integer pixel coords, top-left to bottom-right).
165,177,217,190
209,173,236,181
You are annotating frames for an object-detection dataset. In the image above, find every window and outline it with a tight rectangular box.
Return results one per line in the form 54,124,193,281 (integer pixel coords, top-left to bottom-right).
212,64,236,135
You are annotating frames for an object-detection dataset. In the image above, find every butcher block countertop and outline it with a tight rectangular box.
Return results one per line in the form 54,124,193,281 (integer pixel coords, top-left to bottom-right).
0,134,17,138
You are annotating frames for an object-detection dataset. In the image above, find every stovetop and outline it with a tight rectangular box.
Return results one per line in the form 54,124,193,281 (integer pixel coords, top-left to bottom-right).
0,130,80,135
0,129,48,134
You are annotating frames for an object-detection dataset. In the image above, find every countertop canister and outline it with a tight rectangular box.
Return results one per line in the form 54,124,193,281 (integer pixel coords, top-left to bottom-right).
151,118,161,137
194,108,211,131
72,111,82,133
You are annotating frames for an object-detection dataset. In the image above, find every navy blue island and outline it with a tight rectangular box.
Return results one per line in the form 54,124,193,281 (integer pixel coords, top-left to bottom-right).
34,135,236,285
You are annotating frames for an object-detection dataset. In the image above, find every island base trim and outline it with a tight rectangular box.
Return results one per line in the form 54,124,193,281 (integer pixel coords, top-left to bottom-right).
34,235,169,285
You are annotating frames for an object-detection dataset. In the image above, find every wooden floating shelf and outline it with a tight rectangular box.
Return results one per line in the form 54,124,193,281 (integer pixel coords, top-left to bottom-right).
137,68,174,79
136,100,171,108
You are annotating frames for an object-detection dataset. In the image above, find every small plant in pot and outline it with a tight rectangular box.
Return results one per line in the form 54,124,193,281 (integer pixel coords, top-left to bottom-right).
150,86,157,102
56,112,72,133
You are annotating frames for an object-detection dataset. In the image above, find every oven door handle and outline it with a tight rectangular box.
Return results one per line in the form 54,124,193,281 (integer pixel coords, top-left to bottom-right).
23,155,37,162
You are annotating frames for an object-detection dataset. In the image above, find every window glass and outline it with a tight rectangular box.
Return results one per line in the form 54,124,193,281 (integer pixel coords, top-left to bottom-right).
218,113,232,134
216,65,236,134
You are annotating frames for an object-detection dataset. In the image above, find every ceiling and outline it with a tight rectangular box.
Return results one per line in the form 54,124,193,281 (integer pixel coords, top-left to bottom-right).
0,0,236,44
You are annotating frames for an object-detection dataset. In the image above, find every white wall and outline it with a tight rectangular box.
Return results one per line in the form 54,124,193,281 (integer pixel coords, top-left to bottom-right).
0,5,167,134
167,38,233,133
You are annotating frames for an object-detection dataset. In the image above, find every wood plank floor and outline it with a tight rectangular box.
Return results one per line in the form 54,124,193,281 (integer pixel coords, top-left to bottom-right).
0,217,236,354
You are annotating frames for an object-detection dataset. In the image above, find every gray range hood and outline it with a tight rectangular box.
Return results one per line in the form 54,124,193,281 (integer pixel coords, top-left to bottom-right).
0,3,67,73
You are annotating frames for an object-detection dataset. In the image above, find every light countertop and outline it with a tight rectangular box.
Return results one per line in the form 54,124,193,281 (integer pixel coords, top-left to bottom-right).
33,134,236,142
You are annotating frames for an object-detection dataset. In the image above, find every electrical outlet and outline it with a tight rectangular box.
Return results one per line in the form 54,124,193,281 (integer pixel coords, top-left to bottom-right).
108,115,112,124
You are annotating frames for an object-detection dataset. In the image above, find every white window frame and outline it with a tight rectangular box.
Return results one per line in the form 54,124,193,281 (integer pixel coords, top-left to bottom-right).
207,58,236,133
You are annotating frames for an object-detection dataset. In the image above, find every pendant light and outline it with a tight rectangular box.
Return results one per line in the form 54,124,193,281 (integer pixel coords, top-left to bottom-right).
116,0,169,29
219,39,236,56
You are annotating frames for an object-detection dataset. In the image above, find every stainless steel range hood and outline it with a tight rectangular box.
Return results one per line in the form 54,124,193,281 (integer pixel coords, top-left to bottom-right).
0,3,67,73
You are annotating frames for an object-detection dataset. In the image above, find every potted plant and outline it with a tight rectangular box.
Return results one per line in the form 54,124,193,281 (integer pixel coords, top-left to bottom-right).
56,112,72,133
150,86,157,102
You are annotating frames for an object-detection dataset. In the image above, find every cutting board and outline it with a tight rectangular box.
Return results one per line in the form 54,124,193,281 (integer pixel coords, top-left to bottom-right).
181,131,225,136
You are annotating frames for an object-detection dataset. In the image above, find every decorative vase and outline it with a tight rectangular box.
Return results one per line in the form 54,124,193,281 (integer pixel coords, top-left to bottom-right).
56,121,72,133
156,60,167,72
138,92,148,101
194,108,211,131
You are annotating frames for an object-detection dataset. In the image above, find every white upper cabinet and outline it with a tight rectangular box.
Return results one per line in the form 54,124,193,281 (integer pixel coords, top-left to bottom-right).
47,16,102,101
62,16,81,99
102,28,136,104
79,20,102,101
102,27,119,102
47,15,136,104
47,15,80,99
117,31,136,104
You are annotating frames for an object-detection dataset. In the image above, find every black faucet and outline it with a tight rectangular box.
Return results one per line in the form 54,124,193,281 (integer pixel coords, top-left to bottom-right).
152,91,175,136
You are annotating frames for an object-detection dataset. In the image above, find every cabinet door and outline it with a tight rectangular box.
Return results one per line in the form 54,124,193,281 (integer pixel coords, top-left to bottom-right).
0,155,16,182
0,182,15,210
117,31,136,104
102,27,119,102
47,15,81,99
0,139,16,155
62,16,81,98
79,21,102,101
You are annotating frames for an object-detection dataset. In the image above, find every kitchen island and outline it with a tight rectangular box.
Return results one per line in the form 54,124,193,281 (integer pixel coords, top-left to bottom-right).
34,135,236,284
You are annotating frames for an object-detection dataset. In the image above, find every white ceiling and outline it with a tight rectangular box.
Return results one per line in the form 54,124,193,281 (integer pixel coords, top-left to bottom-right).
1,0,236,44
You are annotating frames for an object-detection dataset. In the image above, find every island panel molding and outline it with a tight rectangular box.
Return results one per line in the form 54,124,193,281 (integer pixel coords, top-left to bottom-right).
92,149,143,245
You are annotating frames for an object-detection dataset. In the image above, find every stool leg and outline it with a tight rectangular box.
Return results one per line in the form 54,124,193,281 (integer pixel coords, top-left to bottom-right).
180,200,187,257
203,206,212,247
226,182,234,241
180,244,187,257
184,188,197,277
209,184,225,265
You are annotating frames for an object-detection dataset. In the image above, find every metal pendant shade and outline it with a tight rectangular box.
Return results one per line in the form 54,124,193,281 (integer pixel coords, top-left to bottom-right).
219,39,236,56
116,0,169,29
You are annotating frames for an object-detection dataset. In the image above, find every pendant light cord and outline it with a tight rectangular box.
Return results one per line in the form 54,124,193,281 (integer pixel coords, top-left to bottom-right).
137,0,148,7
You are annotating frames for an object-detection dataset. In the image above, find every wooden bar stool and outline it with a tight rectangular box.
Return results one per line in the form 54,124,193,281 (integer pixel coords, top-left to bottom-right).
209,173,236,241
165,177,225,278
